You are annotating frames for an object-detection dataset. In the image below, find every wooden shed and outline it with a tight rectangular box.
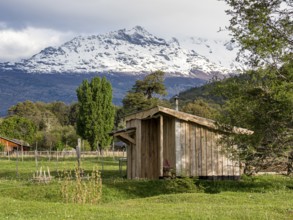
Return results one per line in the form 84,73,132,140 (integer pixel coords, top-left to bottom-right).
113,106,253,180
0,136,31,153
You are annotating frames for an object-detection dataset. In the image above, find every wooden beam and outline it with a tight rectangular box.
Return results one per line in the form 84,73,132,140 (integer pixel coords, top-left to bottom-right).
127,145,132,179
110,127,136,135
175,119,181,176
115,133,136,145
135,119,141,178
159,115,163,177
125,106,160,121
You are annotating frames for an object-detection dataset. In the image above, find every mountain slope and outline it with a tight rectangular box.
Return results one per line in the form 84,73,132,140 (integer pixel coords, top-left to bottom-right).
0,70,205,116
1,26,233,78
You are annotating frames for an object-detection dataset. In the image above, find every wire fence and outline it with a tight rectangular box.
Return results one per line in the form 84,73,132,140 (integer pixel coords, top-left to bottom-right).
0,149,126,159
0,149,128,181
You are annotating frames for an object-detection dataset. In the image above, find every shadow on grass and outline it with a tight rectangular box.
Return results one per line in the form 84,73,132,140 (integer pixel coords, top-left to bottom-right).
199,175,293,194
101,177,202,202
101,173,293,201
0,171,33,180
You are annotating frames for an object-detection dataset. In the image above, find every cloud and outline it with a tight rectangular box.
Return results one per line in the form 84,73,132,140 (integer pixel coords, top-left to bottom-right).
0,0,231,61
0,27,74,62
0,0,230,35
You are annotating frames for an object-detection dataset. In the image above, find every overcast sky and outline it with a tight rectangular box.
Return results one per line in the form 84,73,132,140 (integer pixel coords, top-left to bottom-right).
0,0,231,62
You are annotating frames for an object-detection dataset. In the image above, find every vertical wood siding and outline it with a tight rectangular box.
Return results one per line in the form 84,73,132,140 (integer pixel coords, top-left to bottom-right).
173,120,241,177
163,116,176,171
140,118,160,179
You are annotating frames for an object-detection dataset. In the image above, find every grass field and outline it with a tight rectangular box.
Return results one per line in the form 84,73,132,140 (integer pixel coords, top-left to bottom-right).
0,156,292,219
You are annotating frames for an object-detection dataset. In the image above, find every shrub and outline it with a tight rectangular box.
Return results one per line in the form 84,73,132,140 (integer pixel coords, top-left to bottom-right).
163,177,202,193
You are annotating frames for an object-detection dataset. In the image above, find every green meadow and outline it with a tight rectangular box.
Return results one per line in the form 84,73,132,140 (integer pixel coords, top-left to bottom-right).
0,156,292,220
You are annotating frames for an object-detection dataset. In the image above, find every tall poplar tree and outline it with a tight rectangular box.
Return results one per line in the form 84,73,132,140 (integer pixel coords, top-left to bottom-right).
76,77,115,151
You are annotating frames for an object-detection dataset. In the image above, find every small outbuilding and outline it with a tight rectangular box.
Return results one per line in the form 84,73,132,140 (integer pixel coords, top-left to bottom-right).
0,136,31,153
112,106,253,180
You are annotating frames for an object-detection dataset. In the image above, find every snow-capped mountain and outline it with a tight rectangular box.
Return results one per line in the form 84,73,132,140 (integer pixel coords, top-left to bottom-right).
1,26,235,78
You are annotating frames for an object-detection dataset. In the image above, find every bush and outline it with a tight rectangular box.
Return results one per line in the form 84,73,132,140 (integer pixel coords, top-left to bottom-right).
163,177,202,193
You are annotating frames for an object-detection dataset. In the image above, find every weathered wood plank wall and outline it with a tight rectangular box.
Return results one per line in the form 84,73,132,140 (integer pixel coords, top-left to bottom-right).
162,116,176,170
174,119,240,177
140,118,160,179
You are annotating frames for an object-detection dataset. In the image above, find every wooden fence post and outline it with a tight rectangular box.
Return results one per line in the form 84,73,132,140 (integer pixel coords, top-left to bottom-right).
16,147,19,178
21,144,23,162
49,142,52,162
82,139,84,158
56,149,59,172
6,143,10,160
76,138,81,170
35,142,38,169
112,141,114,159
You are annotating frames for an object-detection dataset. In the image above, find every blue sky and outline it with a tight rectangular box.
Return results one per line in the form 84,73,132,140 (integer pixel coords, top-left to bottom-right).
0,0,231,62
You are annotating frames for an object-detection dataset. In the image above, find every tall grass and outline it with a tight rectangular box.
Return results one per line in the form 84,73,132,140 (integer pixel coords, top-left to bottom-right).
60,166,102,204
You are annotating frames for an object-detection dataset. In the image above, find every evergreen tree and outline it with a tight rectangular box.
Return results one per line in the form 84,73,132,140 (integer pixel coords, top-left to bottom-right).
133,70,167,99
122,70,169,115
76,77,115,151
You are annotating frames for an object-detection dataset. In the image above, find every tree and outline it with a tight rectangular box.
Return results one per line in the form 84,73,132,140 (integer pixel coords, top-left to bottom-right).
133,70,167,99
68,103,79,126
76,77,115,151
224,0,293,67
122,70,169,115
8,101,61,131
0,116,36,143
181,99,220,120
213,64,293,174
7,101,79,150
48,102,71,126
216,0,293,174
